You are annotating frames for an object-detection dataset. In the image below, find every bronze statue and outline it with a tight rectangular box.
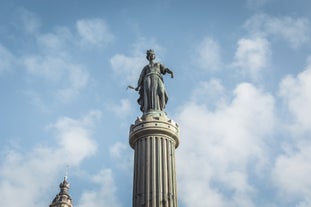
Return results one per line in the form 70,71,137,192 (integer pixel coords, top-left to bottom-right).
129,50,174,113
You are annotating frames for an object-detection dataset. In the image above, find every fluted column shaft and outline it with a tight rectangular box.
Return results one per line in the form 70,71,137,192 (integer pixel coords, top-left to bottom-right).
129,115,179,207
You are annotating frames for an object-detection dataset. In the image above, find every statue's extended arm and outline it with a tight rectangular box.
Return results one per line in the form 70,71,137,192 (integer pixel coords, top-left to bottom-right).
160,63,174,78
165,68,174,78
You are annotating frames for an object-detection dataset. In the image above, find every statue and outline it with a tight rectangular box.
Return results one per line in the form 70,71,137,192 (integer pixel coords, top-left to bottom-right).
129,50,174,114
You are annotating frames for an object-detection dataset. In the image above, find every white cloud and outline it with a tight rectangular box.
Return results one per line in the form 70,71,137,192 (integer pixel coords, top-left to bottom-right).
194,37,222,71
109,142,127,159
23,90,49,112
271,58,311,206
23,56,65,80
77,169,121,207
0,111,100,207
190,79,226,108
3,9,92,104
23,26,89,95
76,18,114,46
110,38,163,85
17,8,41,34
0,44,15,74
176,82,275,207
37,33,64,51
57,63,89,103
109,142,133,171
36,27,73,55
110,53,145,85
23,55,89,103
0,149,57,207
279,60,311,134
244,13,311,49
50,110,100,164
109,99,132,118
297,200,311,207
186,57,311,207
232,37,270,80
272,142,311,200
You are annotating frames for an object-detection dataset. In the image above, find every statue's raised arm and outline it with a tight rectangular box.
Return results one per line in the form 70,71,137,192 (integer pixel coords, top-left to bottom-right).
135,49,174,115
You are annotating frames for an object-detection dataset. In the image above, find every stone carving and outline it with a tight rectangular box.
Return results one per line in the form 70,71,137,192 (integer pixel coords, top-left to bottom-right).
130,49,174,113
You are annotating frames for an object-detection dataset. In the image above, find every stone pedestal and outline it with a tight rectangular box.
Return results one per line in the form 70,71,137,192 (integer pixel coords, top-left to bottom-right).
129,113,179,207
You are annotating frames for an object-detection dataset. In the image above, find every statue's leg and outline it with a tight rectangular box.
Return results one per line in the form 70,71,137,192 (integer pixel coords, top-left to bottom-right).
144,77,151,112
150,76,155,110
153,77,160,110
157,80,166,110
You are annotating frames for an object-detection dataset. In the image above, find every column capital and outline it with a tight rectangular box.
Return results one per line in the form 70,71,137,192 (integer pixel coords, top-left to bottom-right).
129,114,179,149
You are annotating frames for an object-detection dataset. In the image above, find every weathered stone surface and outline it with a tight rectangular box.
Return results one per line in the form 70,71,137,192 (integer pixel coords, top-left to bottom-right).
129,114,179,149
129,114,179,207
49,177,73,207
131,49,174,114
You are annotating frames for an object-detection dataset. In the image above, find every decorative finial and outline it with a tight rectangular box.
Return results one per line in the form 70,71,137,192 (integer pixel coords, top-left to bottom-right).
64,164,69,181
50,174,73,207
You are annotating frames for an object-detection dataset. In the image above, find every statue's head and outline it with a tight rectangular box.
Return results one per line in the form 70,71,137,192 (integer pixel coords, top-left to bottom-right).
146,49,155,61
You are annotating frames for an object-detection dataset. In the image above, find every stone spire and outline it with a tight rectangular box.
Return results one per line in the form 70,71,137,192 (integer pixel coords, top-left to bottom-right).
49,176,73,207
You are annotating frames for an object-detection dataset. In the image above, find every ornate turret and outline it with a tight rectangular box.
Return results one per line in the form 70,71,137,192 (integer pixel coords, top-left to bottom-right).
49,176,73,207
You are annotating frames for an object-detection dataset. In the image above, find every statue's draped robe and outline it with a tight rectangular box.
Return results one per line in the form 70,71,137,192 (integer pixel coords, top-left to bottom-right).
137,63,168,112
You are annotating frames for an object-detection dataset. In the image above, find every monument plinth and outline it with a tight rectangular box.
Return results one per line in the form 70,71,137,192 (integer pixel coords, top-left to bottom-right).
129,50,179,207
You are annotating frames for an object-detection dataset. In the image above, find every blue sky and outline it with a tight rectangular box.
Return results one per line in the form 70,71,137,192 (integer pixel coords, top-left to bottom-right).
1,0,311,206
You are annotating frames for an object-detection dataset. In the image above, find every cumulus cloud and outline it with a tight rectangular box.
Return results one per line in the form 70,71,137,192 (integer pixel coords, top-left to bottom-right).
49,110,100,164
36,27,73,55
23,56,65,80
190,79,226,108
56,64,89,103
110,142,127,159
194,37,222,71
77,169,121,207
110,39,163,84
2,10,115,105
17,8,41,34
272,143,311,201
110,53,145,84
12,10,90,104
176,81,275,207
23,55,89,103
76,18,114,47
0,111,100,207
244,13,311,49
108,98,133,119
232,37,270,80
104,99,135,133
270,58,311,206
109,142,133,171
176,56,311,207
279,59,311,134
